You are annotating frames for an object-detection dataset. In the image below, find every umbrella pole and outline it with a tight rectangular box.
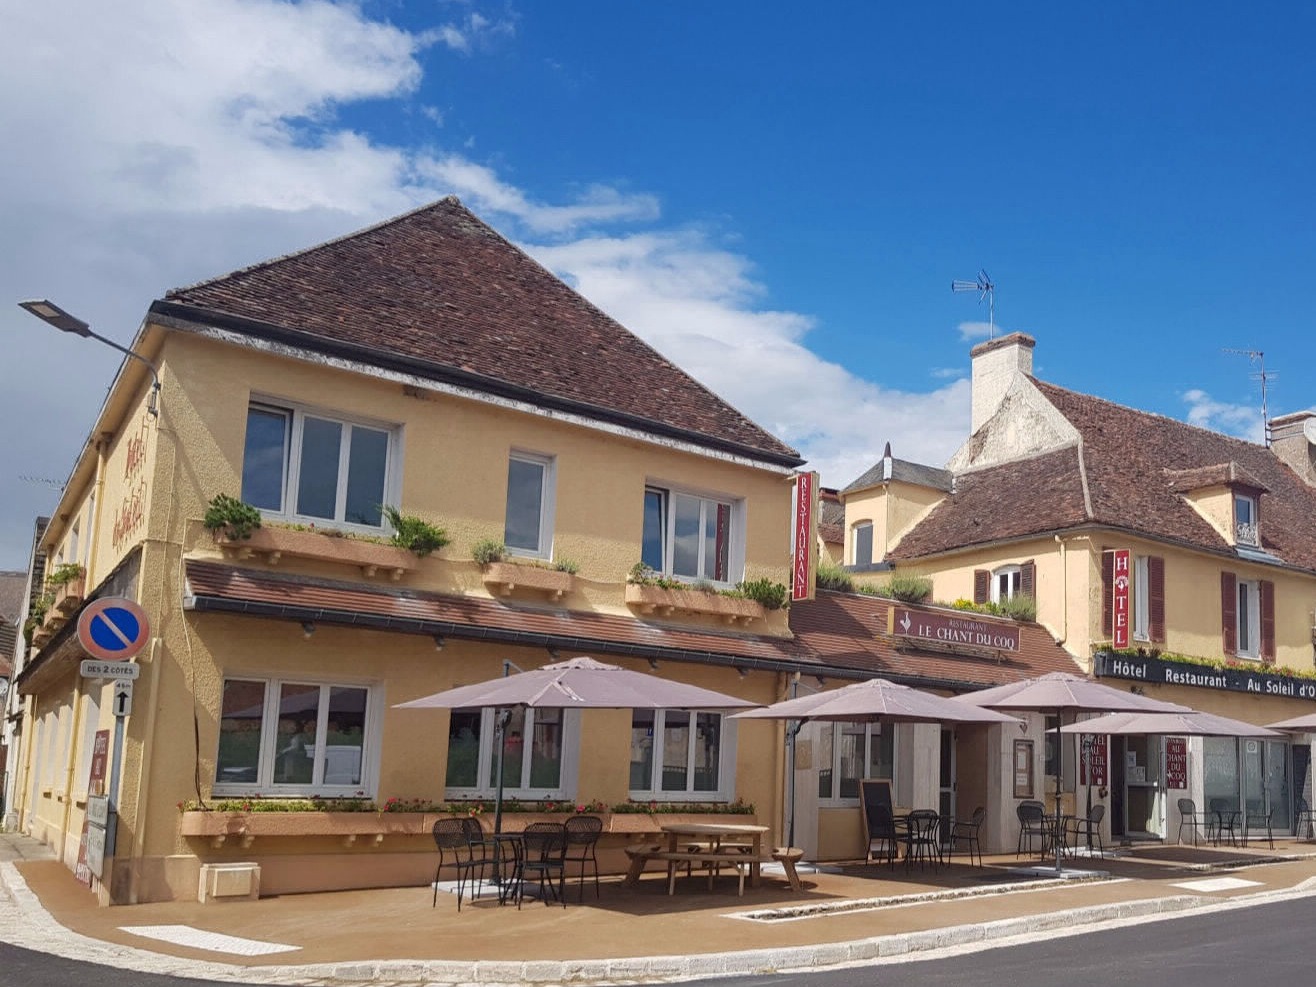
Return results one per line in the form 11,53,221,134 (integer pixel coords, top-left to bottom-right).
1054,713,1064,874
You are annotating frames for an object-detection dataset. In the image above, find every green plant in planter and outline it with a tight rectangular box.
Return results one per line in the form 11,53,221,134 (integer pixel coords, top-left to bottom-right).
45,562,85,589
815,561,853,592
472,538,505,565
736,578,789,610
875,573,933,603
203,494,262,540
381,506,449,557
996,593,1037,622
553,559,580,575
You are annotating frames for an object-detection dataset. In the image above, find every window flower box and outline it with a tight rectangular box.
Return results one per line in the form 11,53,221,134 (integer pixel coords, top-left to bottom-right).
53,575,86,615
481,561,574,600
625,583,765,624
216,527,416,581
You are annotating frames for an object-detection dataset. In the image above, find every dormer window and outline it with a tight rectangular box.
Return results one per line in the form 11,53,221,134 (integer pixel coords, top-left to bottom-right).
1234,493,1258,546
852,522,874,567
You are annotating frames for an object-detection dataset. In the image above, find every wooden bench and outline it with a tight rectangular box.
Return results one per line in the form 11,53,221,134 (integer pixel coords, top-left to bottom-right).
771,846,805,892
652,850,748,895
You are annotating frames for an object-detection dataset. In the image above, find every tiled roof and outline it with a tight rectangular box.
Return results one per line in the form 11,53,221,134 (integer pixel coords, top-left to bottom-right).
0,570,26,623
789,591,1082,689
888,446,1090,558
819,489,844,544
184,561,811,670
842,458,953,495
1164,462,1269,495
1035,381,1316,571
155,198,800,466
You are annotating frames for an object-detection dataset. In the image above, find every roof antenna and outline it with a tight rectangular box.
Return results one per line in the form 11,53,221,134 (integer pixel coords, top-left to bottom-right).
1223,348,1276,446
951,270,996,338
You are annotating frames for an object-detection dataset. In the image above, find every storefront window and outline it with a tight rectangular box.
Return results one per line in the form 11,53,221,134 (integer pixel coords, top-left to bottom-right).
629,709,728,799
819,722,895,801
444,707,569,798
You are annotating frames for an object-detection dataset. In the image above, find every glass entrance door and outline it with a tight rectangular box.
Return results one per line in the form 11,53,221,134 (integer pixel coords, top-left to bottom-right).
938,727,956,845
1205,738,1291,837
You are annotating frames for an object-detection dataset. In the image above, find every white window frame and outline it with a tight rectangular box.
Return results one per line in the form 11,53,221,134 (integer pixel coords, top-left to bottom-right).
242,398,402,533
991,565,1022,603
1236,579,1261,659
1133,555,1151,642
629,709,737,802
212,676,383,797
444,707,579,801
504,451,556,560
817,721,897,806
642,482,745,586
852,522,874,567
1234,494,1259,546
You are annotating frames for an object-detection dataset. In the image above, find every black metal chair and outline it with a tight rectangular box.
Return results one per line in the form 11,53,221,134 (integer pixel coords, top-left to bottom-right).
904,809,942,872
518,822,568,908
1016,800,1049,858
1176,797,1209,846
948,806,986,867
1295,797,1316,840
564,815,603,901
431,817,490,911
1244,803,1275,849
865,804,900,868
1067,804,1105,858
1209,798,1240,847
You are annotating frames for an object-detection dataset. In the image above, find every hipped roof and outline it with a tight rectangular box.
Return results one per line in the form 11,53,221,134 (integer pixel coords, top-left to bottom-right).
156,197,801,467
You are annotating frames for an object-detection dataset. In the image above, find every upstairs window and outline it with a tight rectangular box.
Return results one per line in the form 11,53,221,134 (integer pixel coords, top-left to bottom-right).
1234,494,1258,546
641,485,738,583
1221,572,1275,661
992,565,1022,602
242,401,397,530
852,522,874,567
504,452,555,559
1133,556,1150,641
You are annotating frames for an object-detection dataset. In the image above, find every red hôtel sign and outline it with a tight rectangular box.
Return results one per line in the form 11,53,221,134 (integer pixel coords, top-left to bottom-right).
889,607,1020,652
1112,548,1131,649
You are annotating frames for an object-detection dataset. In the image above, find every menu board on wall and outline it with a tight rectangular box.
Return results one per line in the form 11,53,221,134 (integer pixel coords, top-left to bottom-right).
1166,737,1188,790
1080,734,1109,786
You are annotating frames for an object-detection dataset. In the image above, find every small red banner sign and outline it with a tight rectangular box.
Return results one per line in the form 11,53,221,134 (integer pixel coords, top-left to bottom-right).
76,730,112,887
792,471,817,602
890,607,1020,652
1080,734,1108,786
1166,737,1188,790
1112,549,1131,648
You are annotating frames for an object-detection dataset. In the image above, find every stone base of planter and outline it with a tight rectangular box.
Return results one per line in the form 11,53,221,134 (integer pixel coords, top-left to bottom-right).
216,527,417,581
481,562,574,600
625,583,765,624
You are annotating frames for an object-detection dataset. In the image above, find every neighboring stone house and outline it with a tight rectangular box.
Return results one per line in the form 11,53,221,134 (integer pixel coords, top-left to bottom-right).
836,332,1316,843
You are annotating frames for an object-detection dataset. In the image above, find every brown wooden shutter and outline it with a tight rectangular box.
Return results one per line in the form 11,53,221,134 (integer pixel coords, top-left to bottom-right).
973,570,990,604
1148,556,1166,644
1221,571,1237,655
1020,560,1036,597
1102,550,1114,638
1261,579,1276,662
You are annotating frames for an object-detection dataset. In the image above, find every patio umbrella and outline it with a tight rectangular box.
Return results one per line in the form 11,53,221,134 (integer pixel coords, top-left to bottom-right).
954,671,1188,874
732,678,1021,846
1265,712,1316,732
395,656,758,833
1060,710,1281,738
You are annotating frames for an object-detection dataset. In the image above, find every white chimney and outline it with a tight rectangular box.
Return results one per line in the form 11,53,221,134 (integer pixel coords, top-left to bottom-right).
970,332,1035,433
1269,410,1316,487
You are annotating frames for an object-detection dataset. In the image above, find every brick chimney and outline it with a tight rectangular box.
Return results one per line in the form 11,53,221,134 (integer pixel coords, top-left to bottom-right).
970,332,1035,433
1269,410,1316,487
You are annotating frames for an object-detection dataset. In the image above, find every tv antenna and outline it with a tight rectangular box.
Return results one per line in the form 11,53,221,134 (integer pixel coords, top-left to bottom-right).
951,270,996,338
1222,348,1276,446
18,475,63,488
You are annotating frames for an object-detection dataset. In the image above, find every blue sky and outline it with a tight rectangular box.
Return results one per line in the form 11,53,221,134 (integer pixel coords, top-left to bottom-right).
2,1,1313,569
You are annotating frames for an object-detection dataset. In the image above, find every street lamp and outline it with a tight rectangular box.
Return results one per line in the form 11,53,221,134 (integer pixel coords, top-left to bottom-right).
18,299,160,416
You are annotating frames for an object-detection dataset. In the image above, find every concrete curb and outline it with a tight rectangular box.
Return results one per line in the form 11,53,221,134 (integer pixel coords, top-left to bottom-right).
5,860,1316,986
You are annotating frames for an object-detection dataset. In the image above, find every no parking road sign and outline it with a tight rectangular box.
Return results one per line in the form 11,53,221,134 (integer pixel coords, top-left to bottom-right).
77,597,150,661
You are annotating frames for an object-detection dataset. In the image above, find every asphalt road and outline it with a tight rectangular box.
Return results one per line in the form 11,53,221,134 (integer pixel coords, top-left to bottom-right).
702,894,1314,987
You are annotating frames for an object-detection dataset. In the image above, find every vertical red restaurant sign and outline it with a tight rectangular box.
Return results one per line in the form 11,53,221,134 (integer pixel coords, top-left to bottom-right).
792,471,818,602
1165,737,1188,789
1112,549,1131,648
76,730,112,886
1080,734,1108,786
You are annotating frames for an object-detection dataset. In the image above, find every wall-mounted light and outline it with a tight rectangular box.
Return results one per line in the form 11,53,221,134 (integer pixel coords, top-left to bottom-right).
648,658,659,671
1130,685,1145,696
814,675,826,687
736,667,748,679
546,646,561,660
433,635,445,652
19,299,162,416
301,621,316,639
1018,719,1028,734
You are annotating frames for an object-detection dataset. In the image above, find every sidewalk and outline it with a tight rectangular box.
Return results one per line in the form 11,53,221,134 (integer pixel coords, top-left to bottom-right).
4,831,1316,986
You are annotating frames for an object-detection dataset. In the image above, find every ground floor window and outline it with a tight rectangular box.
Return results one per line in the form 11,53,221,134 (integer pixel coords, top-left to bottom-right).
818,722,895,802
445,707,572,799
214,678,374,795
630,709,730,799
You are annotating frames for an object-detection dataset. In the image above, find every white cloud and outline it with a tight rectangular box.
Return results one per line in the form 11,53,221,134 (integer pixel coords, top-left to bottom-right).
1182,389,1267,443
424,9,516,52
0,0,966,569
957,321,995,341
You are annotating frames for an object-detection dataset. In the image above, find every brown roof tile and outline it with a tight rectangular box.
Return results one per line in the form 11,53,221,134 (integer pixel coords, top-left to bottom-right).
888,446,1091,558
157,198,800,465
789,591,1082,689
819,489,844,544
184,561,811,670
1035,381,1316,570
1164,462,1269,495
